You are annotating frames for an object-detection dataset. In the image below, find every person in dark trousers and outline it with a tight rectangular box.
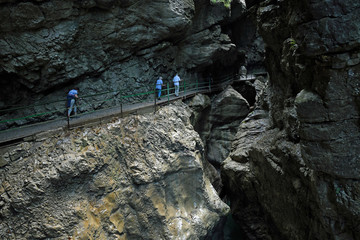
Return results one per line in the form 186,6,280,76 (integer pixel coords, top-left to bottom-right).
156,77,164,100
67,87,79,117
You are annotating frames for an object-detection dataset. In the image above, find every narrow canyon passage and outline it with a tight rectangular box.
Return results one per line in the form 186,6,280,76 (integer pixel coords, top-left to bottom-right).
1,0,359,239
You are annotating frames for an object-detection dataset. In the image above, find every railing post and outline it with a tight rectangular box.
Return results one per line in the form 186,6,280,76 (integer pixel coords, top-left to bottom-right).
119,92,123,118
121,103,123,118
154,89,157,113
184,80,186,99
167,82,170,102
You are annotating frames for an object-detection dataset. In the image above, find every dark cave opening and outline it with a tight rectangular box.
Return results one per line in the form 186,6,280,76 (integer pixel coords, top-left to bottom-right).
0,72,30,110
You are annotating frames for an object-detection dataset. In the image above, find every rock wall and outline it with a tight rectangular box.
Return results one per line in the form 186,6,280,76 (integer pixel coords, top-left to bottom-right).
189,87,250,165
0,101,229,239
222,0,360,239
0,0,265,130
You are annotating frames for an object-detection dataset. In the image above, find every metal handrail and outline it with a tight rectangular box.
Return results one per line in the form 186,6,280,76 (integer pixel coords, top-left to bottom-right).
0,73,244,130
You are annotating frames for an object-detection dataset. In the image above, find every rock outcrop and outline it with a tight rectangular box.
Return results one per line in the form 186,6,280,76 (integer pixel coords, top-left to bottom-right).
0,102,229,239
222,0,360,239
188,86,250,166
206,86,250,165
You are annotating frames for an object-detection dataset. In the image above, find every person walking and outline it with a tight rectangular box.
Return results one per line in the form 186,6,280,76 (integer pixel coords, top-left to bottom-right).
173,73,181,96
67,87,79,117
156,77,164,100
240,65,247,79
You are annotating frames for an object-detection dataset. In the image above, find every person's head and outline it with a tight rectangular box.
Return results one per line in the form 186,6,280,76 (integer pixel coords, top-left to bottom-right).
159,77,162,80
74,87,79,91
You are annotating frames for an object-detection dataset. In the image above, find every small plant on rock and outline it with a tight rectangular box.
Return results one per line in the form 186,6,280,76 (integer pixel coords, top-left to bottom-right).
288,38,298,56
210,0,232,8
289,38,297,50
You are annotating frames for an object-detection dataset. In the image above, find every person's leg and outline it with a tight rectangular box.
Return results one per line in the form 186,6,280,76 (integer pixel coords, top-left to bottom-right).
74,103,77,115
175,85,179,96
68,99,75,117
158,89,161,98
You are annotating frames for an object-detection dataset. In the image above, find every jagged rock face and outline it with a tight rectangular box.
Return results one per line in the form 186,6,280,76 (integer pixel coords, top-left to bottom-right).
188,93,212,128
189,87,250,167
230,10,265,71
222,0,360,240
222,110,274,240
0,102,229,239
206,86,249,165
0,0,195,91
0,0,253,128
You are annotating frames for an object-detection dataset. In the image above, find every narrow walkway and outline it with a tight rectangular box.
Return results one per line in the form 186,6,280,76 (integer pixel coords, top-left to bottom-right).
0,74,258,146
0,88,207,146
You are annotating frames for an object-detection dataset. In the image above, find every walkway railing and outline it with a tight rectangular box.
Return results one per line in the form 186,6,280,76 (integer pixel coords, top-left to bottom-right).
0,73,252,133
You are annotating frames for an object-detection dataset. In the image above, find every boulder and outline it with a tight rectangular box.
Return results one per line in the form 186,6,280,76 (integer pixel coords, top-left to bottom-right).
206,85,249,165
209,85,249,124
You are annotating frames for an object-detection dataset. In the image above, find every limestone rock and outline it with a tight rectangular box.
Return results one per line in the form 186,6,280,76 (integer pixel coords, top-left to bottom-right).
228,109,269,163
0,0,263,131
188,92,211,127
221,0,360,239
0,102,229,239
244,0,261,8
209,85,249,125
231,12,265,71
295,90,328,123
0,0,192,120
205,86,249,165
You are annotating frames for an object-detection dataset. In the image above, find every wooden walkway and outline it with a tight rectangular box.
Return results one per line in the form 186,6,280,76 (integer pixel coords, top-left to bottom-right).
0,75,258,146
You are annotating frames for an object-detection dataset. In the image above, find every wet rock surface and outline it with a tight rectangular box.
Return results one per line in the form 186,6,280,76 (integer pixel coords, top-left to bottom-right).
0,102,229,239
189,86,251,168
206,86,250,166
221,0,360,239
4,0,360,239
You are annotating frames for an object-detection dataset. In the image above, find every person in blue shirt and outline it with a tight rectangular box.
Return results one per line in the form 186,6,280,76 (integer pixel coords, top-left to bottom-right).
156,77,163,100
173,73,181,96
67,87,79,117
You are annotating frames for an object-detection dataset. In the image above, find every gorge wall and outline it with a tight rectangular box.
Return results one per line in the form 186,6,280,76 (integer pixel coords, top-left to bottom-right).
0,102,229,239
0,0,266,239
0,0,264,129
222,0,360,239
2,0,359,239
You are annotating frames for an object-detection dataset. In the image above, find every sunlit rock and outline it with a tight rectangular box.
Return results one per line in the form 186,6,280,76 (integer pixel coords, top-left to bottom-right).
0,102,229,239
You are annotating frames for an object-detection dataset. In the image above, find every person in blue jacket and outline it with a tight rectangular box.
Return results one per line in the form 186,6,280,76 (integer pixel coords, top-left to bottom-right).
67,87,79,117
156,77,164,100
